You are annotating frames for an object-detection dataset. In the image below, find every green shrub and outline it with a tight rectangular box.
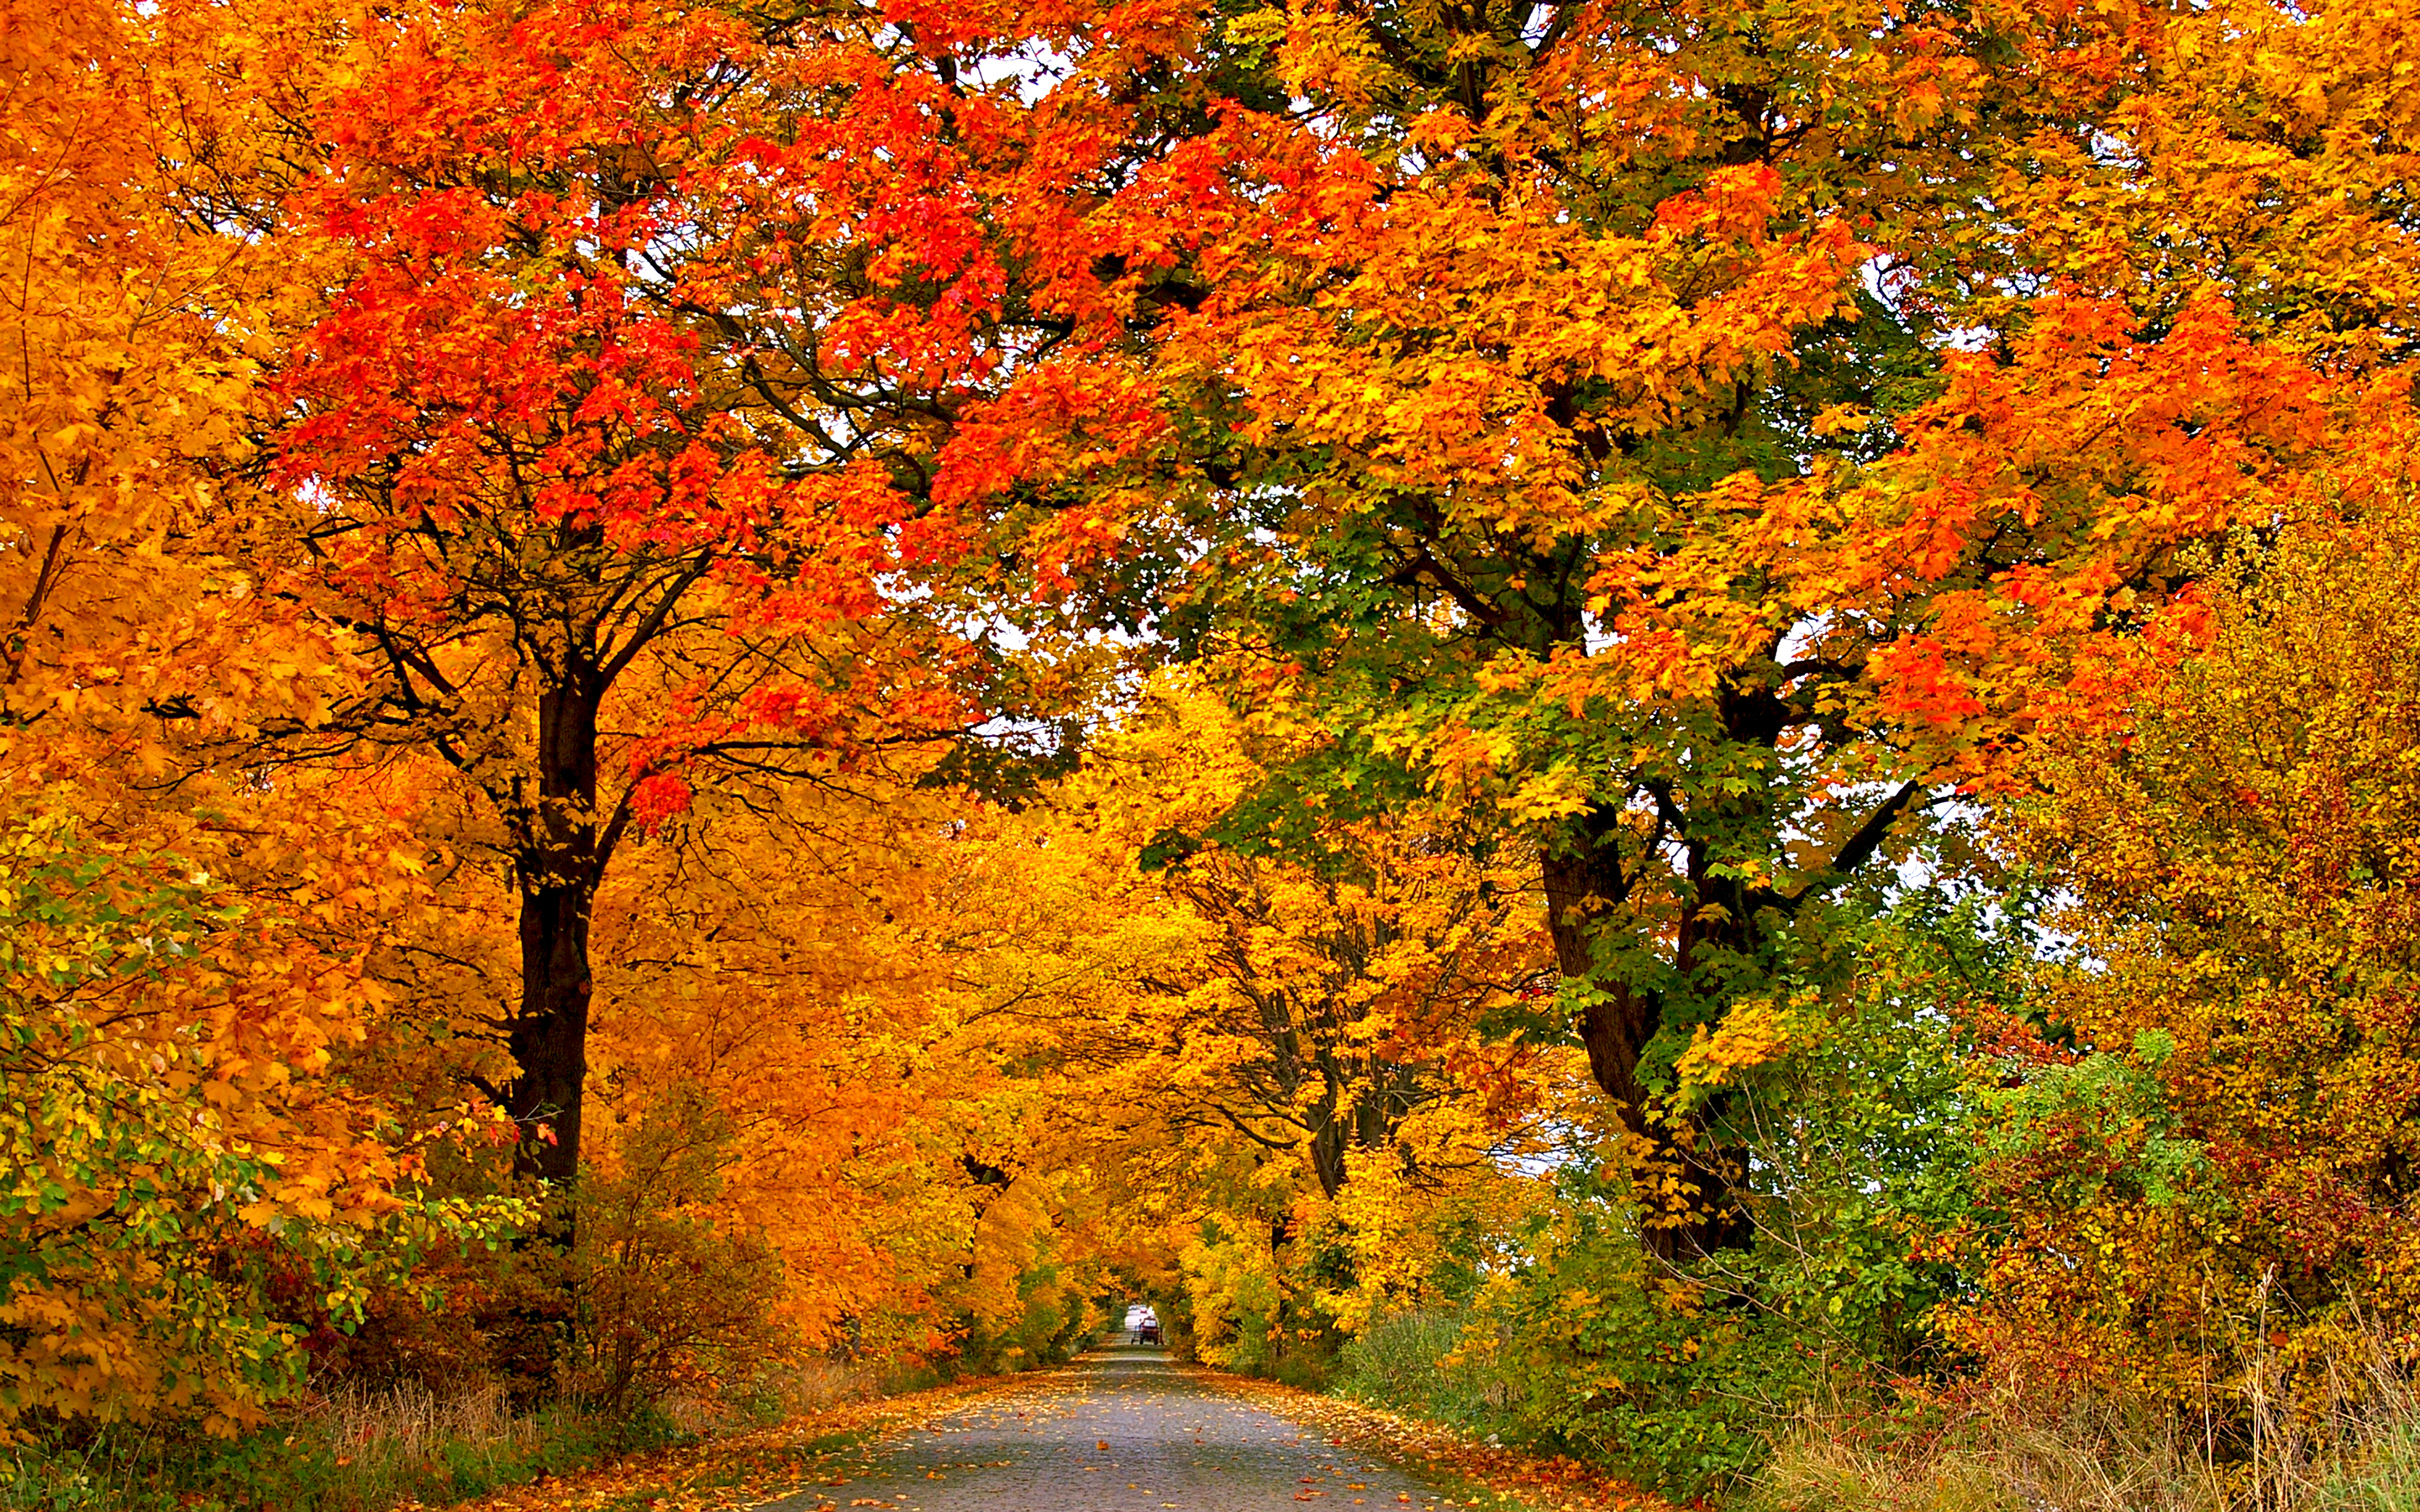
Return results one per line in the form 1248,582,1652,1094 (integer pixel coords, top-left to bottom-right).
1271,1343,1337,1391
1335,1309,1500,1430
1318,891,2017,1500
0,818,529,1440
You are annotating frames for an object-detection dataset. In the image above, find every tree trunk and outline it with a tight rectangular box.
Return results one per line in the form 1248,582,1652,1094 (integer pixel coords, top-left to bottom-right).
1539,837,1652,1112
509,877,595,1186
505,676,604,1188
1309,1115,1346,1201
1540,832,1751,1259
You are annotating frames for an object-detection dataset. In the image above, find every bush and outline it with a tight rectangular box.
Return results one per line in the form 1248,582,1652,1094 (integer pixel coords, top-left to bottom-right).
664,1354,876,1438
560,1083,790,1415
1335,1309,1501,1431
1312,890,2017,1500
1271,1346,1335,1391
1957,512,2420,1451
0,816,525,1437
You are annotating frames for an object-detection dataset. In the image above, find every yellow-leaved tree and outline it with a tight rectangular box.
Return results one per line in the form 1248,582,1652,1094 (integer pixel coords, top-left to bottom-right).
942,672,1590,1375
0,0,535,1436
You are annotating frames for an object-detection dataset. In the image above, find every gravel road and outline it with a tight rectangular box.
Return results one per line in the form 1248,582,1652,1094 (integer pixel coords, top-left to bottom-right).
759,1343,1469,1512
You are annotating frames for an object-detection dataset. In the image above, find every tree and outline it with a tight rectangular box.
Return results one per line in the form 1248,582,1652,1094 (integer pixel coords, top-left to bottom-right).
1080,677,1559,1205
0,0,345,758
1063,0,2376,1251
213,0,1186,1187
0,0,545,1434
934,674,1589,1362
582,772,1039,1358
0,799,522,1433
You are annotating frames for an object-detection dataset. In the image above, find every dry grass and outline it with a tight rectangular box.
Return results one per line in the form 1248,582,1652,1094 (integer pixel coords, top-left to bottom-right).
661,1354,878,1437
269,1378,646,1508
1744,1390,2234,1512
1747,1434,2022,1512
310,1379,534,1464
1742,1327,2420,1512
2228,1305,2420,1512
307,1354,879,1454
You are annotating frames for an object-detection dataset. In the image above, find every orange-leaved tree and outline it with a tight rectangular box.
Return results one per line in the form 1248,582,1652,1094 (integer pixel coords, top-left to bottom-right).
1052,0,2410,1251
182,0,1209,1188
580,773,1076,1367
0,0,537,1433
0,803,523,1434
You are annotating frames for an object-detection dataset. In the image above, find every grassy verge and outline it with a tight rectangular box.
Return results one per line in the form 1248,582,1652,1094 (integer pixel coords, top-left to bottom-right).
1318,1308,2420,1512
1736,1392,2420,1512
0,1358,898,1512
0,1387,687,1512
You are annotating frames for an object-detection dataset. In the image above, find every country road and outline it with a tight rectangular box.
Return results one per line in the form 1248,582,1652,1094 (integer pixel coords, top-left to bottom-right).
759,1344,1473,1512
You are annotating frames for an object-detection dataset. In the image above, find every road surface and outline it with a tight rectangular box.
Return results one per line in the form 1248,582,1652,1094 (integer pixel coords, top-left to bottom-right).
760,1343,1468,1512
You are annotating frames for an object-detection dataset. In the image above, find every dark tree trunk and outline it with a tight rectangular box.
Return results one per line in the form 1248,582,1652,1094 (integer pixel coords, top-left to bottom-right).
509,878,596,1186
1542,841,1652,1111
1309,1115,1346,1201
1541,827,1753,1261
1351,1086,1393,1152
505,676,605,1188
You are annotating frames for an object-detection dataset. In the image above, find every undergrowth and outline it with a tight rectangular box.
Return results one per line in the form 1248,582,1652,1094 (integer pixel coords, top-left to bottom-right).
0,1388,675,1512
1332,1307,2420,1512
0,1355,884,1512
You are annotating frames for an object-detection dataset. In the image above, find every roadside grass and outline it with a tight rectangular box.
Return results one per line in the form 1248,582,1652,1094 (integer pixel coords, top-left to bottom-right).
0,1357,905,1512
0,1391,663,1512
1735,1338,2420,1512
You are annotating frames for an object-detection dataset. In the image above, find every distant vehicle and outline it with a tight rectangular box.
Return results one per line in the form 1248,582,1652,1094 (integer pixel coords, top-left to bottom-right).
1136,1309,1160,1345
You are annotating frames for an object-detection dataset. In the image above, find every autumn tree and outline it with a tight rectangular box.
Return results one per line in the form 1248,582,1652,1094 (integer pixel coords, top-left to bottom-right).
1151,825,1544,1202
940,674,1569,1200
581,770,1071,1362
924,674,1589,1362
0,0,554,1435
0,0,359,760
1071,678,1559,1205
1044,0,2404,1251
189,0,1212,1188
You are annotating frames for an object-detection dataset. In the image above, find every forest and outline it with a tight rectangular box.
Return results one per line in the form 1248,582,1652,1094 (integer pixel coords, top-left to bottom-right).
4,0,2419,1506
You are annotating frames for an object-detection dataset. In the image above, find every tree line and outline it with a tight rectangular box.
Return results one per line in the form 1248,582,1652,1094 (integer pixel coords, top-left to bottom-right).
4,0,2418,1504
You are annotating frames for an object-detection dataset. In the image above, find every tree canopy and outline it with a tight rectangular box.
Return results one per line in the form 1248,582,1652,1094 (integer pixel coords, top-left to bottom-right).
6,0,2420,1501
